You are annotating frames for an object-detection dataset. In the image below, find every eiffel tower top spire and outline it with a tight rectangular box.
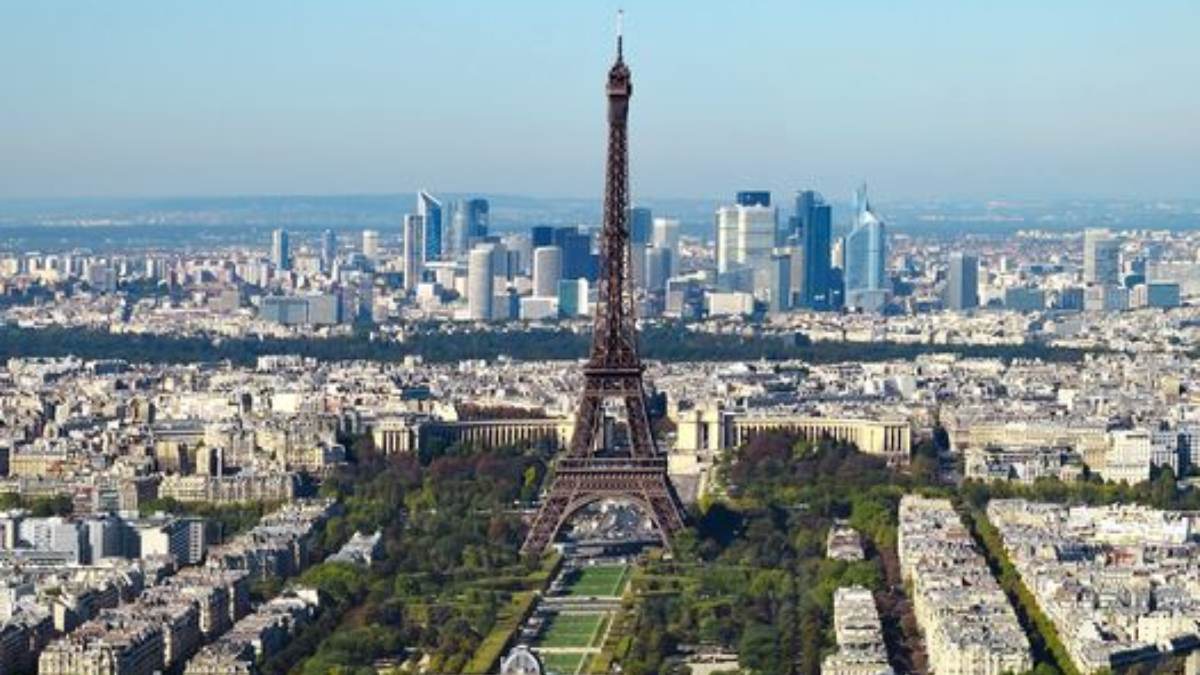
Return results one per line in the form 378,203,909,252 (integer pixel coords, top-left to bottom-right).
595,8,636,371
607,12,631,101
616,9,624,61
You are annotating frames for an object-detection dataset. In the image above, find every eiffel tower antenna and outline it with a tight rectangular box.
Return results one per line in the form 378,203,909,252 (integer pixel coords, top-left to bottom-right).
616,9,624,60
521,15,686,556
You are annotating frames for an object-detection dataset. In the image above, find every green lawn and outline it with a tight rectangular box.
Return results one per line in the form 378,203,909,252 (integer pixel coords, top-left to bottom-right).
537,613,604,649
565,565,629,597
540,652,586,675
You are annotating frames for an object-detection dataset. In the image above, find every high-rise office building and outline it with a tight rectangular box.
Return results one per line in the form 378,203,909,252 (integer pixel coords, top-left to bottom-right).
652,217,680,279
503,233,532,276
465,198,489,240
490,240,510,280
468,244,495,321
319,229,336,272
715,208,739,275
1133,282,1181,309
445,201,467,258
769,253,792,314
630,243,647,291
792,190,820,228
554,226,593,280
1083,229,1121,286
715,203,776,276
1084,283,1128,312
362,230,380,260
645,246,672,295
793,190,833,309
531,225,555,248
844,184,888,312
736,191,771,207
739,206,777,270
417,190,443,261
946,252,980,310
558,278,589,317
776,244,804,307
447,198,490,256
270,229,290,270
652,217,680,252
629,207,653,246
402,214,424,290
260,294,341,326
532,246,563,297
1005,287,1046,312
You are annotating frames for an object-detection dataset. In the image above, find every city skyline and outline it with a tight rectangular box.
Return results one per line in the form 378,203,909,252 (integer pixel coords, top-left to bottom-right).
2,1,1198,202
6,9,1200,673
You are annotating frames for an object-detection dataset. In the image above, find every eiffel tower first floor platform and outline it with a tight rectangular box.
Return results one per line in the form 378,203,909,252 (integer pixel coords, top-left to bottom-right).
520,456,688,556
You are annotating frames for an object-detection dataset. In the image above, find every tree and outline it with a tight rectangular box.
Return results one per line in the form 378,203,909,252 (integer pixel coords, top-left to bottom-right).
739,622,784,674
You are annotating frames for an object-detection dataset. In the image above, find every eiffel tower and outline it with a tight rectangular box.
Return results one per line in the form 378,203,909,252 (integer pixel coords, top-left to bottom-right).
521,15,687,556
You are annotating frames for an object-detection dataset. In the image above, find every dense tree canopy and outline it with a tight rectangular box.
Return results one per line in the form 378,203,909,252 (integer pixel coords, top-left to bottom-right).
620,433,940,675
276,439,547,674
0,324,1091,366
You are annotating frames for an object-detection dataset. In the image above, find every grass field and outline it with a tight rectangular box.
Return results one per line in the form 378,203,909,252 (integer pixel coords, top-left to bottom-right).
565,565,629,597
540,652,587,675
537,613,604,648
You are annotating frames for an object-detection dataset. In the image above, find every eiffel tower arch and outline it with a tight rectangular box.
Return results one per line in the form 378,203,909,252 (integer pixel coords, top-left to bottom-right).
522,18,687,556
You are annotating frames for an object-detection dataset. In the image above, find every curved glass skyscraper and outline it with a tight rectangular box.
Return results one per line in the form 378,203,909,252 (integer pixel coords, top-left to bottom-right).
416,190,443,261
843,184,888,312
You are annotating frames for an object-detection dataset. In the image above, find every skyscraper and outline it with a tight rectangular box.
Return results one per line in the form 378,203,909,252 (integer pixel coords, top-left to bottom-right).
743,208,776,261
793,190,833,309
558,278,589,317
651,217,680,252
532,246,562,297
465,198,489,239
629,207,652,246
769,253,792,314
1083,229,1121,286
736,191,771,207
319,229,336,272
468,244,495,321
633,244,649,292
715,207,739,275
362,230,380,260
779,244,804,307
402,214,424,290
270,229,290,270
652,217,680,280
531,225,555,248
843,184,888,312
447,198,490,256
645,246,672,295
946,252,980,310
554,226,593,280
490,239,510,280
445,200,467,258
715,203,776,276
416,190,443,261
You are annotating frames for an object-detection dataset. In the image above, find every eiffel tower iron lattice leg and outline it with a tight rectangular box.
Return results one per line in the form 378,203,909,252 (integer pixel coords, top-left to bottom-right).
521,21,687,556
521,457,686,555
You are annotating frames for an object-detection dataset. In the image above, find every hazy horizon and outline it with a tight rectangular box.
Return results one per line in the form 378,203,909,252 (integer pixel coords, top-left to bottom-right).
2,1,1198,201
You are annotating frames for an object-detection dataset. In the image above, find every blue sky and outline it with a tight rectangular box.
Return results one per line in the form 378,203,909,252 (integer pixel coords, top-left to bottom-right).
1,1,1197,201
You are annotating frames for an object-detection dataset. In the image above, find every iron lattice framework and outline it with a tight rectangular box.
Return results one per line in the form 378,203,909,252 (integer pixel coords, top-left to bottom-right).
522,28,687,555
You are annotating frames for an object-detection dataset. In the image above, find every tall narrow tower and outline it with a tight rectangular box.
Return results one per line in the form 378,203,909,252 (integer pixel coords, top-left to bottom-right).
522,16,687,555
